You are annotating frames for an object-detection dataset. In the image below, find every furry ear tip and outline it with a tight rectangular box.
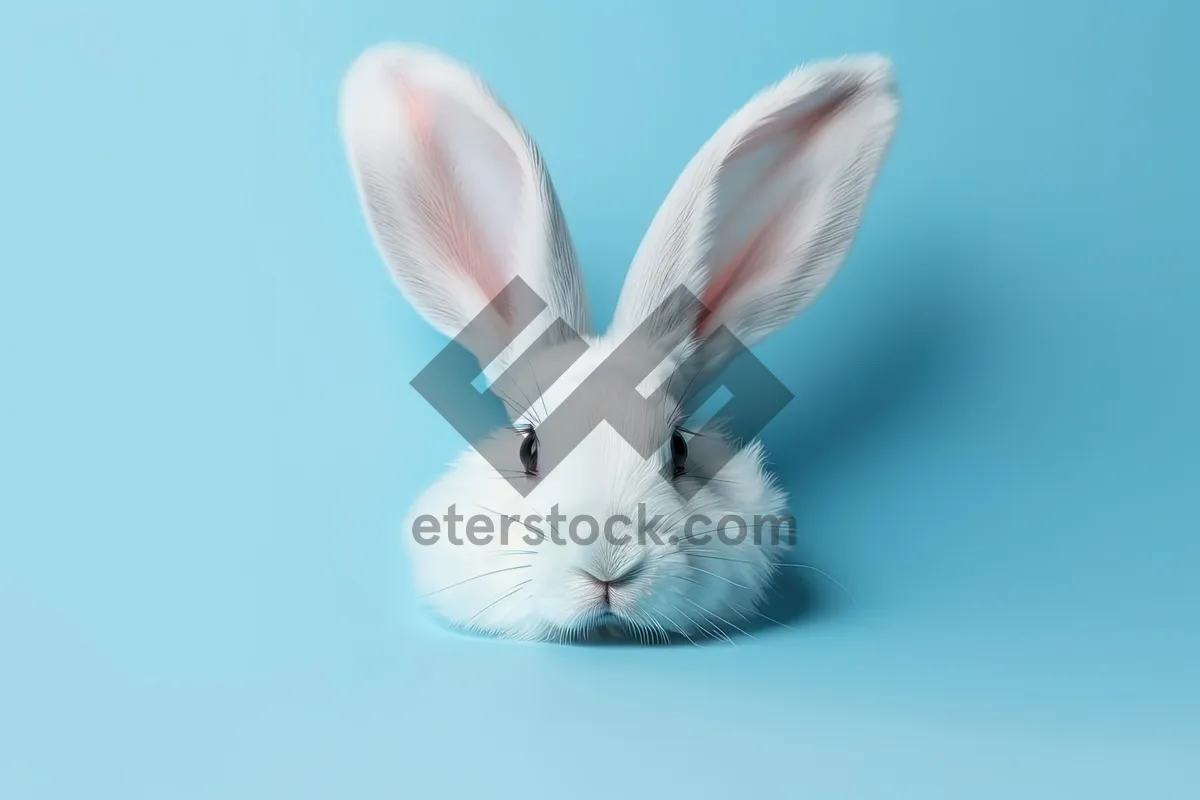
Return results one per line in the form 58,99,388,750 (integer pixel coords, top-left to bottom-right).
786,53,899,95
834,52,895,78
338,43,481,149
849,52,895,75
858,55,902,110
825,53,902,121
853,53,900,98
345,42,448,72
340,43,471,102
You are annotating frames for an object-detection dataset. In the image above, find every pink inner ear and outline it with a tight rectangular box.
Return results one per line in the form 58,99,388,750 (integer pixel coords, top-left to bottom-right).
695,87,857,338
397,80,510,319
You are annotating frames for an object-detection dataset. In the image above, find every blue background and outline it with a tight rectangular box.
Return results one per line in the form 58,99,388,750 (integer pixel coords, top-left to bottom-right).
2,0,1198,796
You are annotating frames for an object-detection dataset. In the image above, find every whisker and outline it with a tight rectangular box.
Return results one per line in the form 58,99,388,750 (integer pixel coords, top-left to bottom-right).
527,358,550,430
492,384,538,425
482,474,535,483
683,474,740,486
669,561,751,591
639,611,671,645
508,374,543,426
464,579,531,626
681,550,853,600
663,602,706,647
737,604,794,631
625,613,646,646
672,527,745,543
654,614,677,646
648,608,676,645
470,503,548,543
421,564,531,598
670,525,792,547
675,425,714,438
681,595,756,641
679,549,755,560
677,593,739,645
773,563,854,600
652,507,694,539
671,362,705,423
727,603,755,626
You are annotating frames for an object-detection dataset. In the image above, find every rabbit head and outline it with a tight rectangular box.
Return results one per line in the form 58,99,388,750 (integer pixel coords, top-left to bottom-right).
339,44,899,641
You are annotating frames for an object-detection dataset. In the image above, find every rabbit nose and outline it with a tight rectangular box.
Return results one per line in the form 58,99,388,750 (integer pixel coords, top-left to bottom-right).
579,573,618,607
595,579,613,604
577,565,637,592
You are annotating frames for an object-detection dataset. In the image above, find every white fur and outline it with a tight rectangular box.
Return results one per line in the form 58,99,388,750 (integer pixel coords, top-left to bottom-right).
339,44,900,641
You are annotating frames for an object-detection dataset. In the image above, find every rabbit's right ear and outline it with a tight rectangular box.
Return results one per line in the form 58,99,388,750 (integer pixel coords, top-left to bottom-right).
609,56,899,370
339,44,590,375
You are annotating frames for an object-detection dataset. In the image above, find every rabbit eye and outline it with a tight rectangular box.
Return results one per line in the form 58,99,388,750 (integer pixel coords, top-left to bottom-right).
519,429,539,476
670,430,688,477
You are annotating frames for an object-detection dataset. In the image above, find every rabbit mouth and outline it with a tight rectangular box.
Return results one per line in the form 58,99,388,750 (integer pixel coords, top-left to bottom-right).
574,609,628,642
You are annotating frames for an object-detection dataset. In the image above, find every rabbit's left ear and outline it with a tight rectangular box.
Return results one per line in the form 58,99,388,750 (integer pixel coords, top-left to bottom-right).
340,44,590,377
610,56,900,359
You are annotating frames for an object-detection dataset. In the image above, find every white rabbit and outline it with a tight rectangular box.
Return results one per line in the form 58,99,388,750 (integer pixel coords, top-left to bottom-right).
339,43,899,642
